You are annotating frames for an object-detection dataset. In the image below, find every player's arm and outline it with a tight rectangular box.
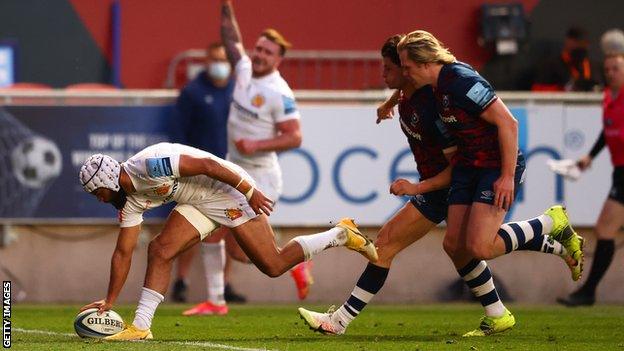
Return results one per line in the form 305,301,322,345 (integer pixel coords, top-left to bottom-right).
80,225,141,313
389,147,456,196
377,89,400,124
178,155,274,215
578,131,605,170
221,0,244,67
480,98,518,210
236,119,302,154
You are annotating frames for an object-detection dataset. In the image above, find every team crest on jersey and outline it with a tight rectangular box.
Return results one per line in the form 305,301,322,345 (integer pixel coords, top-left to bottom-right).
606,118,613,126
224,208,243,221
410,111,420,126
251,94,265,108
153,184,171,196
442,95,450,110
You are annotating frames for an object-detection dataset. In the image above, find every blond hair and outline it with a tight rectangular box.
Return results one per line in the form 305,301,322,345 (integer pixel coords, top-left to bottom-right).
397,30,455,64
261,28,292,56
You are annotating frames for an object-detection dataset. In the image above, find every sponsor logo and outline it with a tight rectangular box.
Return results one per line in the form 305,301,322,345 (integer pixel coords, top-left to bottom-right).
224,208,243,221
440,115,458,123
399,118,422,141
605,117,613,126
3,281,10,348
251,94,265,108
232,100,259,119
480,190,495,200
413,194,426,205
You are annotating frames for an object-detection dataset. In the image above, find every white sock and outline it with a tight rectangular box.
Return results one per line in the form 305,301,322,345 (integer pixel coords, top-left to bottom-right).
202,240,226,305
291,228,347,261
133,287,164,330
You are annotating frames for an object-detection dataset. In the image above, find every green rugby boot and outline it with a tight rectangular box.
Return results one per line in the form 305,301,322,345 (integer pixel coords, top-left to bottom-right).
463,309,515,337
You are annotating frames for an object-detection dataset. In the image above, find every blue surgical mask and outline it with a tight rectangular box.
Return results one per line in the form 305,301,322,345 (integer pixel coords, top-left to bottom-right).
208,62,231,81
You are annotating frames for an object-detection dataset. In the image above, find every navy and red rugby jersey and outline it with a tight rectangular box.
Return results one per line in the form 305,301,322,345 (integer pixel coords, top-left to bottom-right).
603,87,624,166
435,62,502,168
398,85,455,180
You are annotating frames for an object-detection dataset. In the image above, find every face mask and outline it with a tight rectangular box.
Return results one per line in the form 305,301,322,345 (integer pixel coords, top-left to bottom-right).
208,62,231,80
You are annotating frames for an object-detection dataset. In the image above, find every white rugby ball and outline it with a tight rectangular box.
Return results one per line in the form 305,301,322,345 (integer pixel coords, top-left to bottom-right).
74,308,125,338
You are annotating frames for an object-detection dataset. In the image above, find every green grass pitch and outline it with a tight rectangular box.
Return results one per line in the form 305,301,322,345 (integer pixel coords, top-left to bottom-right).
10,304,624,350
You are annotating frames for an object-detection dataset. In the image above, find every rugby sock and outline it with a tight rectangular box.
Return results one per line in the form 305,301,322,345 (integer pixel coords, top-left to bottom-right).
333,263,389,327
458,260,506,317
202,241,226,305
518,234,567,256
133,287,164,330
497,215,553,254
291,228,347,261
579,239,615,296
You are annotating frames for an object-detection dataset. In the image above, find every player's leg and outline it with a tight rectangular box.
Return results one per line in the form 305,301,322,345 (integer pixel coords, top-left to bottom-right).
182,228,230,316
107,209,204,340
171,244,197,302
558,198,624,306
299,200,439,335
443,166,514,337
463,160,582,268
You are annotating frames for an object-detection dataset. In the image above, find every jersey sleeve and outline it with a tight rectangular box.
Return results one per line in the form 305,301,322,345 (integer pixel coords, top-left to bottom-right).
450,69,498,116
272,86,301,123
143,154,181,179
234,55,253,90
119,198,144,228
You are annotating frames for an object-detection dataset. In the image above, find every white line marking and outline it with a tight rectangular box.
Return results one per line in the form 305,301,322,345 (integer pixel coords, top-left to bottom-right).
14,327,272,351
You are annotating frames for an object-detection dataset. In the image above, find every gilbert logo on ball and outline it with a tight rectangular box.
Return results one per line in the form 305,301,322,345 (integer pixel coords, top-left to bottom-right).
74,308,125,338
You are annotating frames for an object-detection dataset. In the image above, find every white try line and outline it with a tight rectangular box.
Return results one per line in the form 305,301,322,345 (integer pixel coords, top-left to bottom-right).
13,328,274,351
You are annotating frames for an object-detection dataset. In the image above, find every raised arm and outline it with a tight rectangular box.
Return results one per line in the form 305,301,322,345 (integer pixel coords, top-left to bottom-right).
221,0,245,67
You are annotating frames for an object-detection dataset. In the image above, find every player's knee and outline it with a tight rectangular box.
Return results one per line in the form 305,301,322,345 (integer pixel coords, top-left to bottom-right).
442,236,457,257
148,240,174,262
255,259,286,278
466,241,493,260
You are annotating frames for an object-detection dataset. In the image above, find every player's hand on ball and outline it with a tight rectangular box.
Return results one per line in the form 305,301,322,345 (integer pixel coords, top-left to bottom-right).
80,299,112,315
249,188,274,216
493,175,514,211
389,178,418,196
376,102,395,124
235,139,258,155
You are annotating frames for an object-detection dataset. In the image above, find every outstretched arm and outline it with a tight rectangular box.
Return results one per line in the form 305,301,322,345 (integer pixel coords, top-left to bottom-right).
80,225,141,313
221,0,245,67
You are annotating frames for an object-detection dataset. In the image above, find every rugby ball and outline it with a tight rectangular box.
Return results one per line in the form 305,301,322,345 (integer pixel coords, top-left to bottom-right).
74,308,125,338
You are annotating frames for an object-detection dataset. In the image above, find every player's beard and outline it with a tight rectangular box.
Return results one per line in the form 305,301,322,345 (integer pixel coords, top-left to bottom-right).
110,188,127,210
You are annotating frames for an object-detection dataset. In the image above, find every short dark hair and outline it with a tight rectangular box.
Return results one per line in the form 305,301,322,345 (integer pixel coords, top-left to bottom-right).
381,34,404,66
566,26,587,41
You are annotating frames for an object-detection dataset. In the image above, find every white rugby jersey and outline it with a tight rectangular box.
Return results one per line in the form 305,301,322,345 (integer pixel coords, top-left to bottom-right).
227,55,300,168
119,143,248,228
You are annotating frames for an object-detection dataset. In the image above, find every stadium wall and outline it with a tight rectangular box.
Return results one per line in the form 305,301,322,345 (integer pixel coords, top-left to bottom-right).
3,1,624,88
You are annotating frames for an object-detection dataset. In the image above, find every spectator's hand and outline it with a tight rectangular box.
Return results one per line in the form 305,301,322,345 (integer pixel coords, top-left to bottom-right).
493,175,514,211
376,101,395,124
577,155,592,171
235,139,258,155
248,188,274,216
80,299,112,315
389,178,419,196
